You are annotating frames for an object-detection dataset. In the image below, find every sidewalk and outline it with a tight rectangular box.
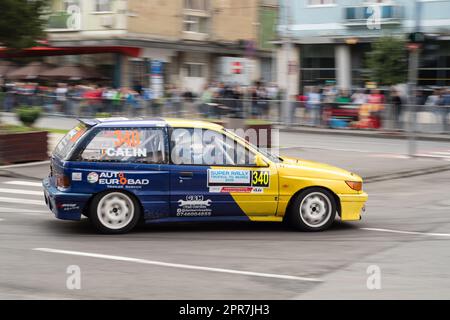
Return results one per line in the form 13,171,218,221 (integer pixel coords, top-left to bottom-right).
278,125,450,143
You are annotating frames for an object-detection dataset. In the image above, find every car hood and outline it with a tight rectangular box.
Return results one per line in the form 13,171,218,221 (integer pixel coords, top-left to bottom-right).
276,156,362,181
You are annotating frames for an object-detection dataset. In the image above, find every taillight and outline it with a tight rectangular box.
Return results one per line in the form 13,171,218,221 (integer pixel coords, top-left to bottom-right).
56,174,70,189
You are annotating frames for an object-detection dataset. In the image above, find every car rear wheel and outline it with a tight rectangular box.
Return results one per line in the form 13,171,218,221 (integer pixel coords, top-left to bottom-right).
288,188,337,232
89,191,141,234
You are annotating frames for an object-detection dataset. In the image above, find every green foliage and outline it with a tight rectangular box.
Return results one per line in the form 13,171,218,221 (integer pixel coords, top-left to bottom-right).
15,107,42,127
260,7,278,50
0,0,49,49
366,36,408,86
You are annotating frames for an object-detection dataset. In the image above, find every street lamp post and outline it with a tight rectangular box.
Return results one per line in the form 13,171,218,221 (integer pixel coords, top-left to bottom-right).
407,0,423,157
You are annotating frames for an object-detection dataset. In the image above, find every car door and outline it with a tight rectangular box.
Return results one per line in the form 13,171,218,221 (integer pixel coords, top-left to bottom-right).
168,127,278,219
70,127,171,220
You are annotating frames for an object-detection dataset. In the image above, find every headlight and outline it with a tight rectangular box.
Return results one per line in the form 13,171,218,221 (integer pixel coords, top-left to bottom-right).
346,181,362,191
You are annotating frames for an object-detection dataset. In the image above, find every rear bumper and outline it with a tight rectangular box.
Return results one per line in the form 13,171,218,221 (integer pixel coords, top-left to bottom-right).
43,178,92,221
338,192,368,221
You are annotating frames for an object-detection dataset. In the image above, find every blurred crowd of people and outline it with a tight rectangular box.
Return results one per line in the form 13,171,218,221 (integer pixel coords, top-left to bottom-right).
296,85,450,130
1,81,449,131
0,81,283,118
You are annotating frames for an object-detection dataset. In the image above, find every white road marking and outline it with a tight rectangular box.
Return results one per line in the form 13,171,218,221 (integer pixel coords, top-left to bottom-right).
0,207,47,213
4,181,42,188
279,145,375,154
0,197,45,206
33,248,323,283
0,207,47,216
433,151,450,156
0,188,42,196
361,228,450,238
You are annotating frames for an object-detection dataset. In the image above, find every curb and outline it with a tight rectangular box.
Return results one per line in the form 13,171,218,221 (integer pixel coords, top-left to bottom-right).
279,127,450,143
0,160,50,181
0,160,50,170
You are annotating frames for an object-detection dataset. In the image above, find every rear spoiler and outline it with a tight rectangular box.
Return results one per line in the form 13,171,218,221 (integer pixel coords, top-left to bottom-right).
78,117,130,128
78,118,100,128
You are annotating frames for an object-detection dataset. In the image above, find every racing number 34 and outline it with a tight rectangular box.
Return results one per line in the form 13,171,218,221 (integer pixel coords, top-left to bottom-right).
252,171,270,188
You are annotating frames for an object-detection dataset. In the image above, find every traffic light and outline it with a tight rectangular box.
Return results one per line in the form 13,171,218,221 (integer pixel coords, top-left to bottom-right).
408,32,425,44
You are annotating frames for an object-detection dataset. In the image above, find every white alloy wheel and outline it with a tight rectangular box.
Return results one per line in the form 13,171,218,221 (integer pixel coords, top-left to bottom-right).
299,192,333,229
96,192,135,230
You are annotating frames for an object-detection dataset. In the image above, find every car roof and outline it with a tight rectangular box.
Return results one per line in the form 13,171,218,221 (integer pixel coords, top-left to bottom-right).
79,117,224,131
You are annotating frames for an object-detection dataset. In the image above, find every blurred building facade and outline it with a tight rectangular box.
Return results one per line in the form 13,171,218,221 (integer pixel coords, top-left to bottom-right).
277,0,450,95
44,0,278,94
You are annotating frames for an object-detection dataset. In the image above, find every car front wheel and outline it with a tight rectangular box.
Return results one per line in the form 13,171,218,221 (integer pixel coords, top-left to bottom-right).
288,188,337,232
89,191,141,234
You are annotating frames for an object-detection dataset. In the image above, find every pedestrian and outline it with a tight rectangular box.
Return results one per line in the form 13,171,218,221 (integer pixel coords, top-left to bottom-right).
351,89,368,105
443,88,450,133
55,83,68,114
306,86,322,127
390,88,404,130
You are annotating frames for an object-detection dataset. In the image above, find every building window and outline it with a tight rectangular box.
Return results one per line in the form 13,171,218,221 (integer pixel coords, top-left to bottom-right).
95,0,112,12
184,0,209,11
307,0,335,6
184,63,205,78
183,15,208,33
64,0,79,10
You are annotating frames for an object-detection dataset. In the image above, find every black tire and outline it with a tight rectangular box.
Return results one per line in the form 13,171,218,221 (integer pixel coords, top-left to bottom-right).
89,190,141,234
287,188,337,232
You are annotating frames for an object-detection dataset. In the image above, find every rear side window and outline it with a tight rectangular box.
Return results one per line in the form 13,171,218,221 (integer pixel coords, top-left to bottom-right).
54,123,88,159
80,128,167,164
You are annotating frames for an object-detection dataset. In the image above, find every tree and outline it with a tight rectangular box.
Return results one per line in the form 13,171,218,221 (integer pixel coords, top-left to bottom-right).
366,36,408,86
0,0,49,50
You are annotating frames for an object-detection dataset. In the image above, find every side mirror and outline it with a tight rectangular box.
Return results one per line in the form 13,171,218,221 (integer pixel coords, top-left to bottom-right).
254,154,268,167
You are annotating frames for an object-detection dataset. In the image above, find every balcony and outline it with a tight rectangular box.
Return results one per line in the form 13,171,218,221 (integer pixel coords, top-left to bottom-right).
343,4,404,27
46,7,81,31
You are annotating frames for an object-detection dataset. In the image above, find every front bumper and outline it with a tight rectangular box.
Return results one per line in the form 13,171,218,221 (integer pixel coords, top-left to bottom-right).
338,192,368,221
43,178,92,221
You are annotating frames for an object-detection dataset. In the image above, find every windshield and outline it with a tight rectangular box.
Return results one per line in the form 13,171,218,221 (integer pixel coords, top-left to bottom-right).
223,128,282,163
54,123,88,159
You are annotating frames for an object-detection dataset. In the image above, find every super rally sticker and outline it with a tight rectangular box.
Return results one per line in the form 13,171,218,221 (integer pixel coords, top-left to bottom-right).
207,169,269,191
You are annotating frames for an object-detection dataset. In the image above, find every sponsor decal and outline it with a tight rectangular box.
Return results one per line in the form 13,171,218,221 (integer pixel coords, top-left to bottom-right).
97,172,150,188
177,195,212,217
72,172,82,181
209,186,264,194
207,169,270,188
58,203,80,211
208,170,251,186
87,172,99,184
103,148,147,157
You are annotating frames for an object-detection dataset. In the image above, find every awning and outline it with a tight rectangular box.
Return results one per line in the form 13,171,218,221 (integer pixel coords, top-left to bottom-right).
6,62,55,80
0,46,141,59
0,61,18,78
41,65,106,81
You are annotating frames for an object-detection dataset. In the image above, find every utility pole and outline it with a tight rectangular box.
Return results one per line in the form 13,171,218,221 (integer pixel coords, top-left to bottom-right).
281,0,292,125
407,0,422,157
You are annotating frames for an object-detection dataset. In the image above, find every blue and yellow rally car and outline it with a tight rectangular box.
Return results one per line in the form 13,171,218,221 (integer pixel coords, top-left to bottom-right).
43,118,368,234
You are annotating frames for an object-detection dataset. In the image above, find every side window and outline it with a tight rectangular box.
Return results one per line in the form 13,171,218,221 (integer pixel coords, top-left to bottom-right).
171,128,256,166
81,128,167,164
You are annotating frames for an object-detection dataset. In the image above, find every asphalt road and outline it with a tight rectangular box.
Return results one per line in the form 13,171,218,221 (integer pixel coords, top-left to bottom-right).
0,170,449,300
